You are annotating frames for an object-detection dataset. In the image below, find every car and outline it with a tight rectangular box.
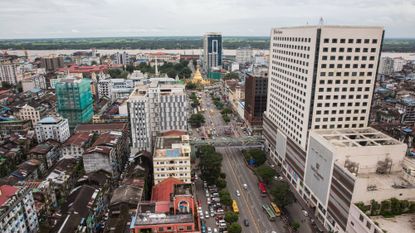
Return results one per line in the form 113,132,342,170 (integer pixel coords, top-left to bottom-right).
244,219,249,227
205,211,210,218
200,214,204,220
302,210,309,217
198,207,202,212
210,211,215,217
213,228,218,233
236,190,240,197
207,227,212,233
243,184,248,190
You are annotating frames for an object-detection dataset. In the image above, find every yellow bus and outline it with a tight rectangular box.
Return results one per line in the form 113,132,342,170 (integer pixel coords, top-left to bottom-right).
232,200,239,214
270,202,281,217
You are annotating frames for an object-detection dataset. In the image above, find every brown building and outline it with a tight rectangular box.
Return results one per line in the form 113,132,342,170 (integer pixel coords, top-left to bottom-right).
244,73,268,128
40,56,64,72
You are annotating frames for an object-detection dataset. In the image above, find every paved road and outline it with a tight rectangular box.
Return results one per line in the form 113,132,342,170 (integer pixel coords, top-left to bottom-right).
219,147,288,233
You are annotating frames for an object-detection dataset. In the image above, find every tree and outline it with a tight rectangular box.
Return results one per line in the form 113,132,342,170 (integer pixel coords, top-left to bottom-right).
291,221,300,232
225,212,239,223
228,223,242,233
189,113,205,128
219,190,232,207
167,69,177,78
222,114,230,123
220,172,226,179
126,64,135,73
179,67,192,79
255,165,276,184
196,145,216,158
199,150,223,185
186,82,197,90
244,149,267,166
270,180,295,208
216,178,227,189
1,81,12,89
221,108,232,115
224,72,239,80
91,60,98,65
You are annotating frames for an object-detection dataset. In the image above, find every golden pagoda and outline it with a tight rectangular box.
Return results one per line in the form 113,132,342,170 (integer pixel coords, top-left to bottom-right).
189,66,210,85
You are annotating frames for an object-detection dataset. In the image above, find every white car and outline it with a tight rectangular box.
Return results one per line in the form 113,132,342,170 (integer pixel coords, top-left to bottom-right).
243,184,248,190
207,227,212,233
236,190,240,197
302,210,309,217
213,228,218,233
205,211,210,219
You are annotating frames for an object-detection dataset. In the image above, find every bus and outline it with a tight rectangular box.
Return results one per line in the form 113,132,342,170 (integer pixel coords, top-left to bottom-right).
258,182,267,197
262,204,276,221
270,202,281,217
232,200,239,214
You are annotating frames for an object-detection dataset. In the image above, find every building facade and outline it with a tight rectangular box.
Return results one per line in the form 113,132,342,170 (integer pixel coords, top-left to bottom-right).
128,79,188,153
244,73,268,128
203,33,223,72
0,62,22,85
153,133,191,184
236,47,253,64
0,185,39,233
35,116,70,143
40,56,64,72
263,25,384,233
378,57,394,75
55,77,94,129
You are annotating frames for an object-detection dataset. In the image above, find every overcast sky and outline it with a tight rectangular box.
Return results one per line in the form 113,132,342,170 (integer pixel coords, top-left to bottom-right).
0,0,414,39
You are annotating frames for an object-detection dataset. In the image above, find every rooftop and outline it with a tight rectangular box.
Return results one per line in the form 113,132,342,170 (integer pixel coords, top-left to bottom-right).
151,177,184,202
92,131,122,147
312,128,402,148
133,212,193,226
75,122,127,133
63,132,93,147
84,146,113,156
369,214,415,233
154,135,190,158
0,185,18,206
110,185,143,207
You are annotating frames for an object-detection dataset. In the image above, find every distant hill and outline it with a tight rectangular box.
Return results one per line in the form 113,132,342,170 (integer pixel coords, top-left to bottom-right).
0,37,413,52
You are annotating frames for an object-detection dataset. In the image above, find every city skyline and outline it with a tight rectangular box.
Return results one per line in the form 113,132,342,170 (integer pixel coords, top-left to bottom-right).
0,0,414,39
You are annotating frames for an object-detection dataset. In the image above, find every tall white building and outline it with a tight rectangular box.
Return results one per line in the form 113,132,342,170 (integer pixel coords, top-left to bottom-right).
264,25,384,233
236,47,253,64
114,51,129,65
0,186,39,233
35,116,70,143
0,62,22,85
378,57,394,75
127,78,188,153
153,132,191,184
393,57,406,72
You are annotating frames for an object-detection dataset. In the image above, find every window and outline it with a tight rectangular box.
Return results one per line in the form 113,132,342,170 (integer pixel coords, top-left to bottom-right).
323,47,328,52
372,39,378,44
340,39,346,43
332,38,338,43
364,39,370,44
331,47,337,52
348,39,354,43
366,221,371,229
324,38,329,43
356,39,362,43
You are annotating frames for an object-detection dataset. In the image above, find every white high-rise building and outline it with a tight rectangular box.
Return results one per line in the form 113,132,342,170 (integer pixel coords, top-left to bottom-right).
264,25,384,233
114,51,129,65
35,116,71,143
393,57,406,72
378,57,394,75
203,32,223,72
236,47,253,64
0,62,22,85
127,78,188,152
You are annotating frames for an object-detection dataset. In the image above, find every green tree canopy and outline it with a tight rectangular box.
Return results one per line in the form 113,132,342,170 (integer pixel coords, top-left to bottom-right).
255,165,276,184
225,212,239,223
189,113,205,128
270,180,295,208
198,148,223,185
228,223,242,233
219,190,232,207
244,149,267,167
224,72,239,80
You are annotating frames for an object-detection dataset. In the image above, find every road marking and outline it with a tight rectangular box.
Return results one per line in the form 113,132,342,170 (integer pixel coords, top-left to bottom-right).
222,148,261,233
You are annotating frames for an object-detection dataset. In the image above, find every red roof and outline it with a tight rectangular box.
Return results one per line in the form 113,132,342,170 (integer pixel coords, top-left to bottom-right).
0,185,18,206
161,130,187,137
63,132,93,147
56,64,109,74
151,177,184,202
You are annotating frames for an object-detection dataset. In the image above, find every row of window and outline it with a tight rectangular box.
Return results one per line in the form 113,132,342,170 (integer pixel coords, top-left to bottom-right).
323,38,378,44
321,55,376,61
322,47,377,53
273,36,312,43
273,43,311,51
273,49,311,59
321,63,374,69
318,86,370,92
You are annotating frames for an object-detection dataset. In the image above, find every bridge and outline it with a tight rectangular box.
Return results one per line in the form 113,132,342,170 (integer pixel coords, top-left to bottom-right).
190,135,264,148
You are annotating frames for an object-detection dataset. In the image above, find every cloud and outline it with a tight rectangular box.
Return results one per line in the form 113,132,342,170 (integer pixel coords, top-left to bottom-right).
0,0,413,38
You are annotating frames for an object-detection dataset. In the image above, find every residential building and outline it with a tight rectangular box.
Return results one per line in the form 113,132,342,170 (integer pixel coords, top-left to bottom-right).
35,116,70,143
378,57,394,75
28,140,61,169
83,131,129,178
75,122,128,134
153,131,191,184
0,185,38,233
21,74,47,92
263,25,384,233
40,56,64,72
53,185,104,233
236,47,253,64
55,77,94,129
0,119,32,136
15,103,42,126
244,73,268,129
130,178,199,233
97,78,135,100
0,62,22,85
114,51,129,65
393,57,406,72
128,78,188,153
203,32,223,72
304,128,413,233
61,132,93,159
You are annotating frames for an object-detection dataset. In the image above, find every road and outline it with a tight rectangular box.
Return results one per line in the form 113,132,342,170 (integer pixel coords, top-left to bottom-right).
219,147,288,233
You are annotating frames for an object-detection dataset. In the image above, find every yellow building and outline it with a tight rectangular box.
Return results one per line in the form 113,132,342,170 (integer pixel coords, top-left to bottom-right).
188,67,210,86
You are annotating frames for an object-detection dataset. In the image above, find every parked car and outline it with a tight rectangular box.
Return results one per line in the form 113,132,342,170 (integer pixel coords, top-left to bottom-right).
236,190,240,197
244,219,249,227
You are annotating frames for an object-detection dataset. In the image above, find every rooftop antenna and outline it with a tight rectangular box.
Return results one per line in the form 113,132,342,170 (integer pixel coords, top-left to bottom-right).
319,17,324,25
